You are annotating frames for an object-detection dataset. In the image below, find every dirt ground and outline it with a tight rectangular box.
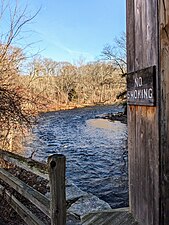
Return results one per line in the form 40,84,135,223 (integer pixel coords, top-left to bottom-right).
0,198,25,225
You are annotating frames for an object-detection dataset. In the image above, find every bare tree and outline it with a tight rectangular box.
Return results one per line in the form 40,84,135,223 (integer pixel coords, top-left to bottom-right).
0,0,39,150
101,32,127,113
101,32,126,75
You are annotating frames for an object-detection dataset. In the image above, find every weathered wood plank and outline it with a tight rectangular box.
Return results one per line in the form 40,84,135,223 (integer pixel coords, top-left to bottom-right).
126,0,136,212
127,0,159,225
81,210,138,225
48,154,66,225
0,184,45,225
0,168,50,217
126,0,135,73
159,0,169,224
0,149,48,180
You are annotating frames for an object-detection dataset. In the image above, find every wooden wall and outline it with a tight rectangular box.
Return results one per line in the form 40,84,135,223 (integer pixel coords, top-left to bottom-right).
126,1,160,225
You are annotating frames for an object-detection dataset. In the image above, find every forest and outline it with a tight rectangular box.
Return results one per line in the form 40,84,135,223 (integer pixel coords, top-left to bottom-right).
0,1,126,150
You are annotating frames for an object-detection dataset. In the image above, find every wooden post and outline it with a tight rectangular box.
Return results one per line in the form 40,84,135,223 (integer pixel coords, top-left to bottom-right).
159,1,169,224
48,154,66,225
126,0,169,225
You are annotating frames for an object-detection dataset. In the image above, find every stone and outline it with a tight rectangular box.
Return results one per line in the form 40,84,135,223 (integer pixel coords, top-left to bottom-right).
45,182,88,201
66,182,88,201
68,193,111,217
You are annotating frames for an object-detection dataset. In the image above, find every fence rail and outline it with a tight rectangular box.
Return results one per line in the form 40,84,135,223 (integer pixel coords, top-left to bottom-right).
0,149,66,225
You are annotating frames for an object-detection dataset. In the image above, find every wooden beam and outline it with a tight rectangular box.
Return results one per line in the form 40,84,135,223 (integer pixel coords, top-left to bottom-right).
0,168,50,217
0,184,45,225
159,0,169,224
0,149,48,180
127,0,159,224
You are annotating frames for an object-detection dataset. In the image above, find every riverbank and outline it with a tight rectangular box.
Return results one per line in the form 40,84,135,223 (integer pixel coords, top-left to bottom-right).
0,104,128,223
39,102,127,124
95,112,127,124
38,99,124,113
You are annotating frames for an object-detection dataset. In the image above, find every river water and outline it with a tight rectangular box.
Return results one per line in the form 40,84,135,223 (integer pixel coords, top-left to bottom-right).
24,105,128,208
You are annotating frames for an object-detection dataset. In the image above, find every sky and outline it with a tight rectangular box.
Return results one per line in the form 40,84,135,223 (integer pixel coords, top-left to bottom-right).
3,0,126,64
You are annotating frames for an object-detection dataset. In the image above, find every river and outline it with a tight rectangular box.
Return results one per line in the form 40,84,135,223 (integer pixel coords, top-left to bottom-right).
24,105,128,209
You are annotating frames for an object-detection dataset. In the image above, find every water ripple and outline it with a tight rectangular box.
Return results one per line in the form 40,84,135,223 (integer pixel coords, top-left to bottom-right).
24,105,128,208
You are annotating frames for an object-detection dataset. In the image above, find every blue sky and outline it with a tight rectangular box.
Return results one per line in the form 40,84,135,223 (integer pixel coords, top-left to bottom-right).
5,0,126,63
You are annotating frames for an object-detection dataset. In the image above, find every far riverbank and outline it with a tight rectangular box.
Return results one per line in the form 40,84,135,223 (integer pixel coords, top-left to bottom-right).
37,98,124,113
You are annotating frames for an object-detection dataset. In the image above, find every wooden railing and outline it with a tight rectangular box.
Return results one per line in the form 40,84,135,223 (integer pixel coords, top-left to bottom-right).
0,149,66,225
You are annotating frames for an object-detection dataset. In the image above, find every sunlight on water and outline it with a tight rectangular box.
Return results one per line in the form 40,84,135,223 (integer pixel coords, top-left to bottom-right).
87,119,126,131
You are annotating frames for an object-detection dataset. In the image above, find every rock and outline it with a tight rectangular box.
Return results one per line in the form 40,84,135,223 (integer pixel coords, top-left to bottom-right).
95,112,127,124
66,183,88,201
67,193,111,217
45,181,112,219
45,182,88,202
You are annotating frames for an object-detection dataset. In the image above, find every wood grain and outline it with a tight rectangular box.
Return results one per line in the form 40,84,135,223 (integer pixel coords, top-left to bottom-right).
81,208,138,225
159,0,169,224
48,154,66,225
127,0,159,224
0,149,48,179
